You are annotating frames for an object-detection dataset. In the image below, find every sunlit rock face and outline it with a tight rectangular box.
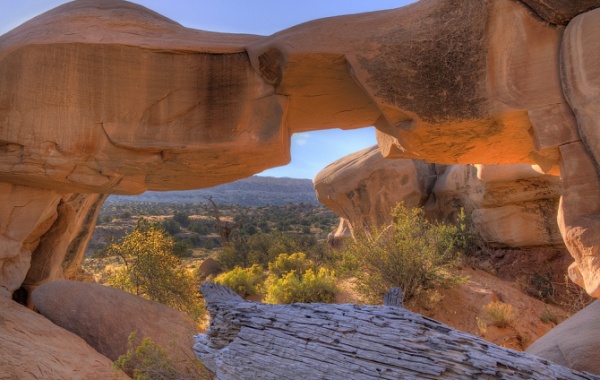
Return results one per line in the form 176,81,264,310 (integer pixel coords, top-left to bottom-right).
314,147,562,248
0,0,288,195
1,0,600,297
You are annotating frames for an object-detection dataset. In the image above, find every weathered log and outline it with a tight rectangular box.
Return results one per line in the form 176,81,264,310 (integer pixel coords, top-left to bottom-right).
194,283,599,380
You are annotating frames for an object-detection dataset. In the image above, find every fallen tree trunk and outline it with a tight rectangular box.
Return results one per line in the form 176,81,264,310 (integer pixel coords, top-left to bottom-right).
194,283,600,380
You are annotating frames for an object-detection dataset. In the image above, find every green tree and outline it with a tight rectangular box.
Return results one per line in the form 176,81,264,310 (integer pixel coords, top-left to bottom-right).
107,222,203,321
173,211,191,228
162,219,181,235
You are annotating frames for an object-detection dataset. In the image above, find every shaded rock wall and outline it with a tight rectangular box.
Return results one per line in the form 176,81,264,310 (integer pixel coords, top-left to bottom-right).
429,164,563,248
0,182,105,299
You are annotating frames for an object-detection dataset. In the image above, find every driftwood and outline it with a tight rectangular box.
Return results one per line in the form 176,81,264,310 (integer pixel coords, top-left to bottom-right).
194,283,600,380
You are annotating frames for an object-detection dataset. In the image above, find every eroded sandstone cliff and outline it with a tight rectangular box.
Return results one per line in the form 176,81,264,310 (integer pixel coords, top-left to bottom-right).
0,0,600,303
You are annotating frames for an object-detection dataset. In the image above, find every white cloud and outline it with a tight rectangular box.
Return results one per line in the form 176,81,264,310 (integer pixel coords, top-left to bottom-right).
293,133,310,146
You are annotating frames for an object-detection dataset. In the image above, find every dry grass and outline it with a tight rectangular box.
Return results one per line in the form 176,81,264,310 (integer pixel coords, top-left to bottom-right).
481,301,515,328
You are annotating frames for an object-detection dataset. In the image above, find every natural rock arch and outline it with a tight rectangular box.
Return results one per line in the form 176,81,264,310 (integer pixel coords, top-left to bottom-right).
2,0,600,299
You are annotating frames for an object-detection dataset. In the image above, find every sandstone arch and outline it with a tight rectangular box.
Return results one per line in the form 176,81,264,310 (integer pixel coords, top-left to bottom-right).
2,0,600,298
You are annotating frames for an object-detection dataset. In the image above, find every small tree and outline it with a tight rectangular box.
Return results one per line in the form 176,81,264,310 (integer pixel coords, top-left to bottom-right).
107,220,203,321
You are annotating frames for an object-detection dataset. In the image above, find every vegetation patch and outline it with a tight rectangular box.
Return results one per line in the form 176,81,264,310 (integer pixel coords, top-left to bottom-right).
481,301,515,328
106,219,205,323
214,264,265,298
114,332,208,380
340,204,472,304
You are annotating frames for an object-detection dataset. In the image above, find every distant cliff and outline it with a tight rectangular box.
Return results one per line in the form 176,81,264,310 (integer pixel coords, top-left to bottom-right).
106,176,318,206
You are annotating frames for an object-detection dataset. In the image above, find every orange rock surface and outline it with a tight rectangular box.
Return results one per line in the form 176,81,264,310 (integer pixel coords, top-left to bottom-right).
0,0,599,301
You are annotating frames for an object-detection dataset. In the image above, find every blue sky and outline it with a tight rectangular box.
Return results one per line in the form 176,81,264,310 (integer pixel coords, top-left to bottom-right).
0,0,415,180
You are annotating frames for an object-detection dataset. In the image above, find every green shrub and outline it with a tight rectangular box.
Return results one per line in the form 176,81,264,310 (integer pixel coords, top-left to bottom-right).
342,204,469,304
214,264,266,297
264,268,337,304
107,223,204,323
114,332,208,380
268,252,312,277
217,232,325,270
114,333,178,380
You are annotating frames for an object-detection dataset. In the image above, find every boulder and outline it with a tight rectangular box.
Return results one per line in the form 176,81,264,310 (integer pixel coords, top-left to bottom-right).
0,183,61,297
31,280,210,379
314,147,563,248
526,300,600,375
518,0,600,24
0,295,128,380
559,7,600,296
314,145,437,238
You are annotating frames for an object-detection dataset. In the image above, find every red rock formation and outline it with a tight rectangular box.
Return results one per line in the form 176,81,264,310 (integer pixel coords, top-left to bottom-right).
32,280,210,379
314,146,437,239
314,147,563,248
1,0,600,298
527,300,600,375
0,295,128,379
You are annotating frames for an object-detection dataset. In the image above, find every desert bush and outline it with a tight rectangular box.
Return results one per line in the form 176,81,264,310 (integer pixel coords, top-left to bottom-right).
516,271,556,302
114,333,178,379
114,332,208,380
107,221,204,322
217,232,325,270
268,252,312,277
560,275,594,314
214,264,266,297
540,306,559,324
481,301,515,328
162,219,181,235
342,204,469,303
264,267,337,304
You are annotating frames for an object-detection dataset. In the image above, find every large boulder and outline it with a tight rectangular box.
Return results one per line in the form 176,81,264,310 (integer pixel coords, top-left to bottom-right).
314,145,437,238
314,147,563,248
31,280,210,379
0,295,128,380
558,7,600,296
526,300,600,375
